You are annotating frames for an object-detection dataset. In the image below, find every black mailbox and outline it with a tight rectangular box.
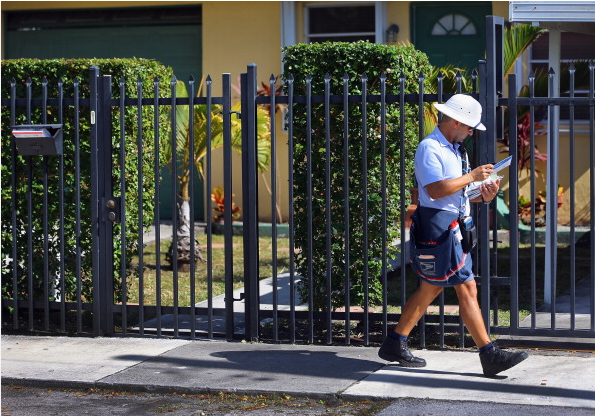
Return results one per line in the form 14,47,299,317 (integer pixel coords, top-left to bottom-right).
12,124,63,156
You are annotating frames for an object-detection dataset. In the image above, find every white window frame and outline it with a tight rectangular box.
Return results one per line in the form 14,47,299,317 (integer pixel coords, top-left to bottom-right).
304,2,384,44
527,32,593,124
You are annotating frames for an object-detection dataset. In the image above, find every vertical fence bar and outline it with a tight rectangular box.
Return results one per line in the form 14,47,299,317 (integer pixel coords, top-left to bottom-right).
361,74,369,345
399,72,407,315
25,77,34,331
324,73,332,344
205,75,214,338
380,72,388,339
478,58,491,333
508,74,520,331
287,74,296,344
483,16,504,335
342,73,351,345
41,77,50,332
547,68,558,329
242,64,260,341
188,75,197,339
529,70,537,329
137,77,146,336
417,71,426,348
10,79,18,329
120,77,129,335
74,77,83,333
89,67,100,336
568,65,576,329
100,75,115,335
589,61,595,331
306,74,314,343
153,77,161,336
270,74,279,343
436,72,446,349
455,70,462,94
58,78,66,332
170,76,179,337
224,72,234,341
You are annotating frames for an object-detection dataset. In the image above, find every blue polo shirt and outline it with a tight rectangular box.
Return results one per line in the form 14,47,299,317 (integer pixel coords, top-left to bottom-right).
415,126,470,215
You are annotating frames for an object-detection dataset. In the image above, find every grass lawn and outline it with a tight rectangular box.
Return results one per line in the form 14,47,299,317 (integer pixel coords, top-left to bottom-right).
126,235,291,307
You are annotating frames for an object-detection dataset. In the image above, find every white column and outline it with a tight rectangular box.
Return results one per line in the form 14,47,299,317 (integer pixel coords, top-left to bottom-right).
375,1,387,43
281,1,296,49
544,27,561,306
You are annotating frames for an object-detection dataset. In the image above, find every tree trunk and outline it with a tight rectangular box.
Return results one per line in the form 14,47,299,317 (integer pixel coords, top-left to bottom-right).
166,198,204,272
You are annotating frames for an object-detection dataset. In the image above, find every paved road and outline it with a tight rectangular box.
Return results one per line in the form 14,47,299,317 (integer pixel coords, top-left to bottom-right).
1,385,389,416
3,385,595,416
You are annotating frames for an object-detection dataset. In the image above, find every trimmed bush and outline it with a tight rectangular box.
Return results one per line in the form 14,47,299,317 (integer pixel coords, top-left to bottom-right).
282,41,432,310
1,58,174,304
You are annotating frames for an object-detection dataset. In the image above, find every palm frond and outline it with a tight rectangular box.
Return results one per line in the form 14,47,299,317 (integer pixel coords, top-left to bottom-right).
504,24,545,77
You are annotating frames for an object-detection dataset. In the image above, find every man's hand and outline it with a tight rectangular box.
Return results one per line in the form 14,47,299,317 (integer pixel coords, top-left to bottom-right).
479,178,500,202
469,164,494,182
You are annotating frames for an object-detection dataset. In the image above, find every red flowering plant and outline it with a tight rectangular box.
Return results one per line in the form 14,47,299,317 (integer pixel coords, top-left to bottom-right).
211,186,241,223
500,113,548,175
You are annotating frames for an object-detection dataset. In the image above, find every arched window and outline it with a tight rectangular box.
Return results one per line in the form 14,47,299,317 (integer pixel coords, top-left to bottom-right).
431,14,477,36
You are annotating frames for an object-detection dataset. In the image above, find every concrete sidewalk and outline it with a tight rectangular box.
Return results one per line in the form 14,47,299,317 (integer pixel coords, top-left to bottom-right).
2,335,594,409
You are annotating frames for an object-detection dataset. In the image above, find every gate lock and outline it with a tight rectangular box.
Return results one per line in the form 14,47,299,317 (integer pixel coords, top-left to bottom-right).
102,197,121,223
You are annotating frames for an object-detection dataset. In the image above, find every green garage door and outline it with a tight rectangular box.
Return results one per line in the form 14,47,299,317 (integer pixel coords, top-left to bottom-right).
4,6,203,221
411,2,491,72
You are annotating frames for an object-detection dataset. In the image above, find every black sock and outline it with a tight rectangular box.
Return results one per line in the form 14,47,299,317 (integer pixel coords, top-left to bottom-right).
479,342,495,353
389,331,408,341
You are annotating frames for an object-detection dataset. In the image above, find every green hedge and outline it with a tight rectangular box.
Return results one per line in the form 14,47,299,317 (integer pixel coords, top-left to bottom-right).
1,58,174,304
282,42,432,310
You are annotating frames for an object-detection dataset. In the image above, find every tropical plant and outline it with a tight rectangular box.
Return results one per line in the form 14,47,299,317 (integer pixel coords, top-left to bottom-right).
518,186,564,227
211,186,241,223
163,79,271,270
504,24,546,77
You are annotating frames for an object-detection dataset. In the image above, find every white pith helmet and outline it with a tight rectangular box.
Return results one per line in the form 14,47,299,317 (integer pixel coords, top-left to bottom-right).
433,94,486,131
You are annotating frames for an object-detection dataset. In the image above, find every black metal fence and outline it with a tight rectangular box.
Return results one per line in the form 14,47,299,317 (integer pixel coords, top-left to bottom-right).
2,17,594,346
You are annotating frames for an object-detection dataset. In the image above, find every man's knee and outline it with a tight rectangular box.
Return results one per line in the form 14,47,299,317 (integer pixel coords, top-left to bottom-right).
455,279,478,299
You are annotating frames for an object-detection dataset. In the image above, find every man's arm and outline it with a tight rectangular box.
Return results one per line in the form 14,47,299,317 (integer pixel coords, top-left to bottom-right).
424,164,496,200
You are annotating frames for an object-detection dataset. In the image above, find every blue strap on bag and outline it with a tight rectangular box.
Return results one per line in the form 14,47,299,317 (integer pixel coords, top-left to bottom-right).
458,144,477,253
409,206,467,282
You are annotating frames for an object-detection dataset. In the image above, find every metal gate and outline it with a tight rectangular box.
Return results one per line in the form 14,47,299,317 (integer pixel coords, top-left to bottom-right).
2,16,594,346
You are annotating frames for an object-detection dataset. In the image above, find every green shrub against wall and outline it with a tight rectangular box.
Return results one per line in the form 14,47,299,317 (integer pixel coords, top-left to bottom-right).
1,58,174,304
282,42,432,311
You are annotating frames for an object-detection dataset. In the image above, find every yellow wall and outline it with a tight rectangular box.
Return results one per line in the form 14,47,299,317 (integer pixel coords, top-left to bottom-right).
202,1,286,222
386,2,412,44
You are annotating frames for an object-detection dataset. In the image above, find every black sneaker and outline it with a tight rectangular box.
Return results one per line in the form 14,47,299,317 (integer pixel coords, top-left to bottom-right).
480,344,528,377
378,336,426,367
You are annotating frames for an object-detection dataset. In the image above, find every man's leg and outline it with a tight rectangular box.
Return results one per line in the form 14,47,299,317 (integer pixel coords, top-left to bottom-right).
453,279,490,347
378,280,443,367
395,280,444,336
454,279,528,376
